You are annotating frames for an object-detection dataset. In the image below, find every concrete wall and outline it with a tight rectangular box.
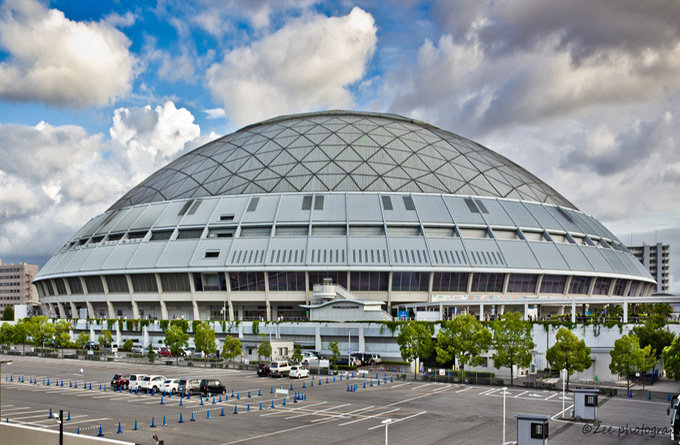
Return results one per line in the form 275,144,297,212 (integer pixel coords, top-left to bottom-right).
0,422,135,445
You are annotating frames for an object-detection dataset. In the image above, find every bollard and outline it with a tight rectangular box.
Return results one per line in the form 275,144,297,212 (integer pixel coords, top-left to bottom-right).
221,407,225,416
150,417,156,428
283,397,286,406
117,422,122,434
98,425,103,437
191,411,195,422
179,412,184,423
200,394,204,405
237,392,240,400
258,388,262,396
247,403,250,412
133,420,138,431
160,394,164,405
648,392,652,400
233,405,238,415
163,415,167,427
290,383,294,391
77,427,80,434
248,391,251,398
207,410,211,419
49,408,53,419
212,397,216,405
67,411,71,421
260,402,263,411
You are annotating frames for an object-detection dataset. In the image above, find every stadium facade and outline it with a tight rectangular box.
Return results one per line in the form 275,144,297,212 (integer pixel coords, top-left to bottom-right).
34,111,655,321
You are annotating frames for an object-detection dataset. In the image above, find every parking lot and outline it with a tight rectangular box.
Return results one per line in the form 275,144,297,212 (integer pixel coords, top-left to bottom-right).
0,355,673,444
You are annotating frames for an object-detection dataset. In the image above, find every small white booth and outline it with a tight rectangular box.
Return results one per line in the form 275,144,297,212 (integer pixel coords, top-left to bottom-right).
516,414,549,445
573,388,599,421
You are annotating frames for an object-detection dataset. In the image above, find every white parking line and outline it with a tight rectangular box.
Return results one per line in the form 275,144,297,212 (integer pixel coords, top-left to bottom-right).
455,387,473,393
545,393,557,400
260,401,328,417
44,417,111,427
391,383,409,389
514,391,529,398
338,408,400,426
410,384,431,390
367,411,426,430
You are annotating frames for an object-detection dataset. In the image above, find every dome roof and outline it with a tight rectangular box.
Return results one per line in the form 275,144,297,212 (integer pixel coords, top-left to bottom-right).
110,110,575,211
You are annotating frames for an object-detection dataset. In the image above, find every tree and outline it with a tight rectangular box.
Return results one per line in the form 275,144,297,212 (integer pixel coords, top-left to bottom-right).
291,344,303,363
98,330,113,349
632,312,675,359
492,312,536,386
75,332,89,350
258,340,272,362
194,322,217,363
328,341,340,363
121,339,134,352
25,317,55,352
164,325,189,363
663,336,680,381
436,314,492,381
2,305,14,321
221,336,242,362
53,320,73,348
610,335,656,391
0,322,14,345
12,320,28,354
546,328,592,390
395,321,435,380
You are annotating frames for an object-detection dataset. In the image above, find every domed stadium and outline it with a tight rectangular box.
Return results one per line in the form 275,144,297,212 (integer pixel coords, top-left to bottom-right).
34,110,654,321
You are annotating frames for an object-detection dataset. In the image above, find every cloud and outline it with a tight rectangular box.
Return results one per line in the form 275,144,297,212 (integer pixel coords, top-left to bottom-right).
204,108,226,119
0,102,206,260
206,7,377,127
0,0,137,107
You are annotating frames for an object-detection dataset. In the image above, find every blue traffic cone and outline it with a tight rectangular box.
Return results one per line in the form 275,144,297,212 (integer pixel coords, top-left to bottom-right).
226,394,229,401
179,397,183,406
133,420,138,430
219,395,222,403
311,381,314,387
363,381,366,389
49,408,53,418
89,383,92,390
221,407,225,416
232,389,235,397
151,416,157,427
271,400,275,408
191,412,195,422
98,425,103,437
200,394,204,405
271,386,273,394
248,391,251,398
370,380,373,387
162,415,167,426
160,395,164,405
67,411,71,421
302,382,305,389
333,376,335,382
207,410,211,419
179,412,184,423
629,390,632,398
347,384,350,392
376,373,379,379
74,381,77,388
259,402,263,410
237,392,240,400
390,376,393,383
117,422,122,434
99,384,102,390
283,397,286,406
648,392,652,400
77,427,80,434
233,405,238,414
326,377,329,383
247,403,250,412
290,383,293,391
304,393,307,401
258,388,261,396
212,396,216,405
47,378,50,385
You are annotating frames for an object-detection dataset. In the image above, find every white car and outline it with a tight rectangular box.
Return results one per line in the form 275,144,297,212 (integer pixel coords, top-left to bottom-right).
289,365,309,379
128,374,147,391
160,378,180,395
139,375,165,393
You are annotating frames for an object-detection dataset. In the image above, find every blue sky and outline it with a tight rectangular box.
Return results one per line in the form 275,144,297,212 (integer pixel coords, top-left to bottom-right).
0,0,679,290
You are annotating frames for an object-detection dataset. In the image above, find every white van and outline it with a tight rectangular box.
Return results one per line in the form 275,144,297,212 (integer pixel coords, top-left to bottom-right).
269,360,291,377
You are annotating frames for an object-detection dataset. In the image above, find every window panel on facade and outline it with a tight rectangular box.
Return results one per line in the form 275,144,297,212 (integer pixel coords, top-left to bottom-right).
308,271,347,288
54,279,67,295
569,276,591,295
350,272,388,291
84,276,104,294
627,281,640,296
540,275,566,294
432,272,469,292
612,279,627,296
470,273,505,293
106,275,129,293
507,274,538,293
268,272,305,291
229,272,265,291
392,272,428,292
67,277,83,294
593,277,611,295
160,273,190,292
131,274,158,293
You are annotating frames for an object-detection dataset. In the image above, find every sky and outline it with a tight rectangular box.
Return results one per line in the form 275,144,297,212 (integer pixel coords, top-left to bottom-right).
0,0,678,291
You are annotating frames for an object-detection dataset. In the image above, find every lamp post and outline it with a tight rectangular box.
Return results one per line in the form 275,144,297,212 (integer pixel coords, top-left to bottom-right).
382,418,392,445
0,359,13,420
561,368,567,419
502,387,507,445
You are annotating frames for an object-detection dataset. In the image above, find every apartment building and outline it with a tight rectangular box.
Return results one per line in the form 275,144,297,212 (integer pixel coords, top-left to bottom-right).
628,243,670,293
0,259,39,313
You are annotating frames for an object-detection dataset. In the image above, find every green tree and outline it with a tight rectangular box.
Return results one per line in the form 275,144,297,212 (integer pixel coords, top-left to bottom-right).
221,336,242,362
12,320,28,354
121,339,134,352
53,320,73,348
2,305,14,321
75,331,89,350
632,312,675,359
194,322,217,356
258,340,272,362
436,314,492,381
169,319,190,333
98,330,113,349
491,312,535,386
546,328,592,390
148,344,156,363
0,322,14,345
663,336,680,381
328,341,341,363
164,325,189,364
25,317,55,352
395,321,435,380
291,344,303,363
610,334,656,392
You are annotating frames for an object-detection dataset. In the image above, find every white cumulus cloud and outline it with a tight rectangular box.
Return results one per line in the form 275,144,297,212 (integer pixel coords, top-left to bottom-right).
0,0,137,106
206,7,377,127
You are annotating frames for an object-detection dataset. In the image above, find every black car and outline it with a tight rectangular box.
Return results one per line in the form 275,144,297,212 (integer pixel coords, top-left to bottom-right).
199,379,226,396
351,353,371,366
257,363,270,377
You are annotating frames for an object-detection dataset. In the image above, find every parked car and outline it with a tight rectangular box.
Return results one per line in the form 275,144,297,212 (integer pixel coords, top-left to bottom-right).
371,354,381,364
334,357,359,367
257,363,270,377
289,365,309,379
160,378,180,395
110,374,130,390
140,375,165,393
179,378,202,396
269,360,291,377
129,374,146,391
301,351,319,363
131,345,144,354
85,341,99,351
158,347,172,358
183,347,205,358
199,379,226,396
351,353,371,366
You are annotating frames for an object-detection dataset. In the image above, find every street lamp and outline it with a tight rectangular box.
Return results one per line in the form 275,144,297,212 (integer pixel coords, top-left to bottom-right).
0,359,13,420
501,387,507,445
382,418,392,445
561,368,567,419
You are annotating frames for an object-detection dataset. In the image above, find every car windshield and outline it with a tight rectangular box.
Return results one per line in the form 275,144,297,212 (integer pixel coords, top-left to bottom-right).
271,363,278,368
113,374,120,379
143,377,150,381
130,376,136,381
163,380,170,384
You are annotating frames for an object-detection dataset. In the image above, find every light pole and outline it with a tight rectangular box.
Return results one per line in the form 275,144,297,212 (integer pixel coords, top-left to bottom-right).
0,359,13,421
382,418,392,444
561,368,567,418
502,387,507,445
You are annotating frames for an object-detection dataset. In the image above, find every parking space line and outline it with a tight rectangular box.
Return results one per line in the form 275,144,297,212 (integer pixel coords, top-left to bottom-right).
1,407,31,413
260,401,328,417
545,393,557,400
514,390,529,398
338,407,399,426
367,411,426,430
391,383,409,389
284,402,339,419
455,387,472,393
410,384,431,390
11,413,60,420
45,417,111,427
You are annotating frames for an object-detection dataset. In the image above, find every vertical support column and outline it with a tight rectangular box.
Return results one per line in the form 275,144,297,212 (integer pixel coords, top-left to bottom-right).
56,301,66,318
225,272,233,321
466,273,473,295
264,272,271,321
428,271,434,301
101,277,115,319
238,305,244,321
359,326,365,353
305,271,310,305
439,303,444,321
523,302,528,321
480,303,484,320
159,300,168,320
153,274,166,320
79,277,95,319
131,300,140,320
188,272,199,320
387,272,393,314
623,301,628,323
272,304,278,321
571,300,576,323
315,326,322,351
